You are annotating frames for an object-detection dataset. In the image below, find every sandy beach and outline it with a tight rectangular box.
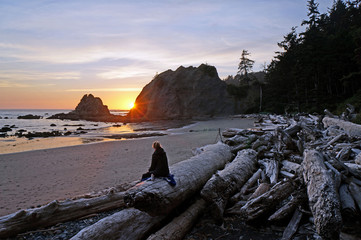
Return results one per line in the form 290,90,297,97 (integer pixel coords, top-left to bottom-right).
0,117,254,217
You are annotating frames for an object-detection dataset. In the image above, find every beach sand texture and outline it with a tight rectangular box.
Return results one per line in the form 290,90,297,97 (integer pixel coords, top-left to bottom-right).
0,117,254,217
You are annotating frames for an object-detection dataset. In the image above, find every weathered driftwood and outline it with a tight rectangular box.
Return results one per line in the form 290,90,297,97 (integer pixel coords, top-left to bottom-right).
268,189,307,222
146,199,206,240
284,124,301,137
124,143,233,216
281,160,301,174
200,149,257,222
323,116,361,137
0,191,126,238
70,208,164,240
280,209,303,240
345,163,361,176
260,159,279,184
355,152,361,165
325,161,342,190
224,135,248,146
279,170,295,178
339,184,357,217
222,128,248,138
229,168,262,205
324,109,338,118
227,180,295,221
348,182,361,211
302,150,342,240
248,182,270,200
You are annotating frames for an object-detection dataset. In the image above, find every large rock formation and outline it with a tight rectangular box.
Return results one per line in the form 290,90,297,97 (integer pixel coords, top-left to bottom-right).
127,64,235,120
73,94,111,117
49,94,124,122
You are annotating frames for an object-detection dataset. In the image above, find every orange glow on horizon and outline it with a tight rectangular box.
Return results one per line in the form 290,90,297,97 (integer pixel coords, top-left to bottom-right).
128,102,135,110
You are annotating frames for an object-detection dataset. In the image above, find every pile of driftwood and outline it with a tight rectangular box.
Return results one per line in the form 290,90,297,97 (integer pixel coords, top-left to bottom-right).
1,112,361,240
221,113,361,240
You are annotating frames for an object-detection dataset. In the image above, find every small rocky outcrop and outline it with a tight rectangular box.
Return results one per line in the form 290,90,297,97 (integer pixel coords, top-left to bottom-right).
127,64,235,121
49,94,124,122
17,114,42,119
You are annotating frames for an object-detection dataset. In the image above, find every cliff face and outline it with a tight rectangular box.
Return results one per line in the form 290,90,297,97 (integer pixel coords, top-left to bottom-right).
128,64,235,120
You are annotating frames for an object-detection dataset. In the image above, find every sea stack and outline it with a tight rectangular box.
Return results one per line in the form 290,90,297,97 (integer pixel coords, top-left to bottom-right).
128,64,235,121
48,94,124,122
74,94,111,117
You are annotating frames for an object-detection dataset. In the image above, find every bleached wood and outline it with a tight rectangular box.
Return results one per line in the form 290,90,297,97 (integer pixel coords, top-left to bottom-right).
260,159,279,184
302,150,342,240
229,168,262,204
227,180,295,221
0,191,126,238
323,116,361,137
146,199,206,240
124,143,233,216
281,160,301,174
70,208,164,240
200,149,257,222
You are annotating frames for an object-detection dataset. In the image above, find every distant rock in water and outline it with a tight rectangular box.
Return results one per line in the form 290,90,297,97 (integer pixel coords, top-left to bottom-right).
17,114,42,119
49,94,124,122
127,64,235,120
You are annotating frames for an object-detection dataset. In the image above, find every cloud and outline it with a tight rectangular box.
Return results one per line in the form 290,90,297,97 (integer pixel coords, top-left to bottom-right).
0,70,80,82
0,80,30,88
0,0,336,92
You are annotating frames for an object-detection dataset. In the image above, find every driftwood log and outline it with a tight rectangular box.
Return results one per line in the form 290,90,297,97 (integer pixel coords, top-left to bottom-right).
280,209,303,240
146,199,207,240
0,191,126,238
70,208,164,240
268,189,307,222
200,149,257,222
339,184,357,218
348,182,361,211
124,143,233,216
227,180,295,221
229,168,262,204
323,116,361,137
302,150,342,240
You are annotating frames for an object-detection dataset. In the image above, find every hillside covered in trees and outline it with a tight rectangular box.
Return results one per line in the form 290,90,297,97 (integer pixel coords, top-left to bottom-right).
263,0,361,114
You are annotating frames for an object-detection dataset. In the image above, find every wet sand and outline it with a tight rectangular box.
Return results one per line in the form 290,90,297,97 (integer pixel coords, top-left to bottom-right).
0,117,254,217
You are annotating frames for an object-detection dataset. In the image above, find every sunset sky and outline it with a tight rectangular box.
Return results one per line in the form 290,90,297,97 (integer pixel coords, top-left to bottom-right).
0,0,334,110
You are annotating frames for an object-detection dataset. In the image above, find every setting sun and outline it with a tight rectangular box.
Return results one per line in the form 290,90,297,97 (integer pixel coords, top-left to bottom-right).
128,102,135,110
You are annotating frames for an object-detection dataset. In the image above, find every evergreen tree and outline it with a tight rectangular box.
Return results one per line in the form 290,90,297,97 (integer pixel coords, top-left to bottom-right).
263,0,361,113
238,50,255,81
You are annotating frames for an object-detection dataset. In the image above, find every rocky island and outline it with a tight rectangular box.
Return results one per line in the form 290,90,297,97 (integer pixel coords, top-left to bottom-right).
48,94,125,122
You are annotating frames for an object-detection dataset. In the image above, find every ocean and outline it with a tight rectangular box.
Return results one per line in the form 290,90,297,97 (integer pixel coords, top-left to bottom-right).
0,109,190,154
0,109,128,134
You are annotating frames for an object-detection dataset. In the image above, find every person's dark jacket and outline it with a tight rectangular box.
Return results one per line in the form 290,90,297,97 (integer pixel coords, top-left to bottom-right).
149,147,170,177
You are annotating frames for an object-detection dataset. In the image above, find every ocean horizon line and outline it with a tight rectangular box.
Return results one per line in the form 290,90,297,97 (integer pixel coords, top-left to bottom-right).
0,108,130,111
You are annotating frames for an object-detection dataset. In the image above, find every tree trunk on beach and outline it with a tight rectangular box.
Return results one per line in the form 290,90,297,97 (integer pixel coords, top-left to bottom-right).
200,149,257,223
124,142,233,216
70,208,165,240
227,180,296,221
146,199,207,240
323,116,361,137
0,191,126,238
302,150,342,240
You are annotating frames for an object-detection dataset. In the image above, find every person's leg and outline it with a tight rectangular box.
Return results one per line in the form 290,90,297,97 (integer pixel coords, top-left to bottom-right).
141,172,151,181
